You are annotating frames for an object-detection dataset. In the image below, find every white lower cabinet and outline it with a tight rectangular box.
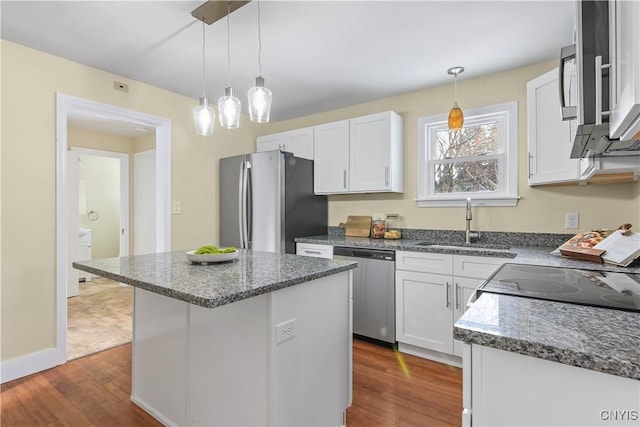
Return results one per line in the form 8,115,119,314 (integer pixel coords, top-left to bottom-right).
469,344,640,426
395,251,505,363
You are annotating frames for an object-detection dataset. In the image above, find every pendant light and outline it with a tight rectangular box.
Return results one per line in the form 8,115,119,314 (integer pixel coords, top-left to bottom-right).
447,66,465,131
248,1,272,123
193,20,215,135
218,3,241,129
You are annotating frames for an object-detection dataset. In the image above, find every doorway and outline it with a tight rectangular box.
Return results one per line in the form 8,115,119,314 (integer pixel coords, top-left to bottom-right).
56,93,172,364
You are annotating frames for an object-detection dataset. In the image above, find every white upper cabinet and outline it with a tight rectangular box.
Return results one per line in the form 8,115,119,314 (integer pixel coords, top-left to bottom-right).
527,68,580,185
349,112,403,193
256,127,314,160
314,111,403,195
609,0,640,141
313,120,350,194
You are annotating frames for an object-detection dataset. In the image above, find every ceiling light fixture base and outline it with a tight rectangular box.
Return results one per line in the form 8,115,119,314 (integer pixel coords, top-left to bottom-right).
447,66,465,77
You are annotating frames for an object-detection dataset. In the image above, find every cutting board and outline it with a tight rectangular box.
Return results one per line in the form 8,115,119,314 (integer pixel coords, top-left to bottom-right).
343,216,372,237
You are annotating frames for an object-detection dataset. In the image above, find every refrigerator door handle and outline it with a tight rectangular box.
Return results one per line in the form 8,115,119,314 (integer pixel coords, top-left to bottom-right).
238,162,246,249
239,161,251,249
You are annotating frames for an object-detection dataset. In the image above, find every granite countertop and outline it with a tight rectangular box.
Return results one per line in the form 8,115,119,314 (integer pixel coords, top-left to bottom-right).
297,233,640,380
295,235,640,273
73,249,357,309
454,293,640,381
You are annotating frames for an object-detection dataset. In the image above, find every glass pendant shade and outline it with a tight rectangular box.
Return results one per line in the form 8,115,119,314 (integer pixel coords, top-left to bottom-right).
194,97,215,135
448,102,464,131
447,66,465,131
248,76,272,123
218,87,241,129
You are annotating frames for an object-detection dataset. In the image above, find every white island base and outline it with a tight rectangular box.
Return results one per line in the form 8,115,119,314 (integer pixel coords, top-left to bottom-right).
131,271,352,426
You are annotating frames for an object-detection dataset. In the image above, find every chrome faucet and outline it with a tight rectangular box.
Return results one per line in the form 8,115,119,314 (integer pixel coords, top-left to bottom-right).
465,197,480,244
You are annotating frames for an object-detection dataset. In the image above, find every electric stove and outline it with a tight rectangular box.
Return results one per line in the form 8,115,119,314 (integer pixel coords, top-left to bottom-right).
477,263,640,312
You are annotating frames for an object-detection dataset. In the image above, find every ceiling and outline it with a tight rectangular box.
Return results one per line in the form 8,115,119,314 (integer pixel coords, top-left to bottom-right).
1,1,575,135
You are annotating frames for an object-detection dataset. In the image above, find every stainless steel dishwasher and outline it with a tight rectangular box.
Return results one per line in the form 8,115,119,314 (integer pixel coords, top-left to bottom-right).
333,246,395,345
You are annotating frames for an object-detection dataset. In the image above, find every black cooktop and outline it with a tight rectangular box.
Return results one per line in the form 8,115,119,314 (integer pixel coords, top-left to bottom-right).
478,263,640,312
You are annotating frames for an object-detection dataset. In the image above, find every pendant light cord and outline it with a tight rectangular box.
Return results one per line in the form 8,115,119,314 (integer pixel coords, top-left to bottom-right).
257,1,262,76
454,72,458,104
226,2,232,87
201,20,206,98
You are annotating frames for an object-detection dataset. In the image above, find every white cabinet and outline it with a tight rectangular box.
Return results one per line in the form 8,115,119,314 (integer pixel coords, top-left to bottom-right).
469,344,640,426
313,120,350,194
609,0,640,142
527,68,580,185
256,127,314,160
349,112,403,193
296,243,333,259
396,269,452,354
313,111,403,195
395,251,504,363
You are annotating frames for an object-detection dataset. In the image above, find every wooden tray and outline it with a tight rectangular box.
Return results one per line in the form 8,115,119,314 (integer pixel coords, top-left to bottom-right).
343,216,372,237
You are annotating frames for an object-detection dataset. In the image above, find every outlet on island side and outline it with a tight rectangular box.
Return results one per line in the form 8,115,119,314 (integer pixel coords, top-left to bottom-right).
276,319,296,345
565,212,580,229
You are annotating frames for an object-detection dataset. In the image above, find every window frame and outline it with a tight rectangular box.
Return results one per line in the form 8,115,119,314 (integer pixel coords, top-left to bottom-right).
417,101,519,207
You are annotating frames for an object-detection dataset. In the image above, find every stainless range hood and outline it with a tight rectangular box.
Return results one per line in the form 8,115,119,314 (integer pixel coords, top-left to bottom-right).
561,0,640,158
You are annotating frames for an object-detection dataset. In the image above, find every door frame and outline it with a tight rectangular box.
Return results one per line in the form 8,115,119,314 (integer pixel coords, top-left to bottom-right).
56,93,172,364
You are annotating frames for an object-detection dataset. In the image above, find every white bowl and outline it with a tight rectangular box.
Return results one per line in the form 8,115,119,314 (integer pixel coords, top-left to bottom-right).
186,249,239,264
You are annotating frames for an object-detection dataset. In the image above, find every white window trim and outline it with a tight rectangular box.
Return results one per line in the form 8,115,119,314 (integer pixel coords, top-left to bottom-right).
416,101,519,207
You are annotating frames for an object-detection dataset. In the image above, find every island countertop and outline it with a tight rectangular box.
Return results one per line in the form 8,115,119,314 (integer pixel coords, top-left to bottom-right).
73,249,357,309
454,292,640,380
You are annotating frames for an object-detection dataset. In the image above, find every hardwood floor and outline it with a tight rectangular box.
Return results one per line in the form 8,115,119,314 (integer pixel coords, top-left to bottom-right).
346,340,462,427
1,339,462,426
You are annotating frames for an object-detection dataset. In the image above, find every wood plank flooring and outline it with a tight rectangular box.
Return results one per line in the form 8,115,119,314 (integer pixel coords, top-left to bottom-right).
1,339,462,426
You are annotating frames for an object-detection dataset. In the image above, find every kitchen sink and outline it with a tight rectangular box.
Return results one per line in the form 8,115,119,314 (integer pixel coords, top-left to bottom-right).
414,241,511,250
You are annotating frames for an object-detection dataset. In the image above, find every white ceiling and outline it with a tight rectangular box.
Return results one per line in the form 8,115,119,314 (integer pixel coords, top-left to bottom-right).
1,0,575,135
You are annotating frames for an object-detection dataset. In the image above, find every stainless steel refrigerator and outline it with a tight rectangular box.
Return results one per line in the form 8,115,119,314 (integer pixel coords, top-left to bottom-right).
219,150,327,254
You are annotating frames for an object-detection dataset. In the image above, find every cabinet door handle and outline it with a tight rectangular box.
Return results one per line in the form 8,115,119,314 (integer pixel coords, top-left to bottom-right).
385,166,389,187
455,283,461,310
528,153,533,178
343,169,347,189
446,282,451,308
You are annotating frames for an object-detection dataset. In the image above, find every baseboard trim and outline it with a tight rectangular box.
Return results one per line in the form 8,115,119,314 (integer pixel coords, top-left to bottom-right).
130,394,177,427
397,342,462,368
1,347,65,384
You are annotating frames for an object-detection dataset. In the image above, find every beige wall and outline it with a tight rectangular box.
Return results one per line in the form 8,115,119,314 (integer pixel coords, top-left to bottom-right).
1,40,257,361
255,60,639,233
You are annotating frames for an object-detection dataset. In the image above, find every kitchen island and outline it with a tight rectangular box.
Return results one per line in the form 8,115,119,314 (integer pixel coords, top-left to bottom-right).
454,293,640,426
73,249,357,427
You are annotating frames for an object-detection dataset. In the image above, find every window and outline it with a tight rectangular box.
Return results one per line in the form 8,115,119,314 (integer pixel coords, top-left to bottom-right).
417,101,518,207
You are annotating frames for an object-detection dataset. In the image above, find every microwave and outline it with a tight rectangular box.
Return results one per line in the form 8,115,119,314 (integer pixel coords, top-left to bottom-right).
560,0,640,158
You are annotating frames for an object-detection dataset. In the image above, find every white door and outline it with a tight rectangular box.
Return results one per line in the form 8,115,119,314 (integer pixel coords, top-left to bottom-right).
280,128,314,160
313,120,350,194
67,150,80,297
395,270,453,353
256,134,282,153
134,150,156,255
527,69,580,185
349,112,391,192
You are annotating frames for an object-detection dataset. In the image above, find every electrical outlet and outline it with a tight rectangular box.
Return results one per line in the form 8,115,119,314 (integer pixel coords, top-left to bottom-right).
172,201,182,215
276,319,296,344
565,212,579,229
